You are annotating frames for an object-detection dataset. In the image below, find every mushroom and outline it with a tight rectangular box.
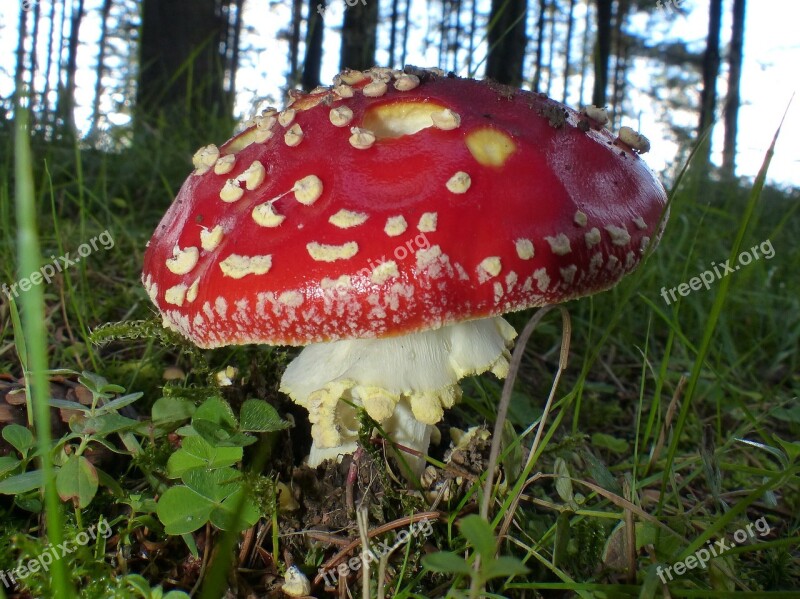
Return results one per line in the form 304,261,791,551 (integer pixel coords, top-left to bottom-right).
142,67,668,473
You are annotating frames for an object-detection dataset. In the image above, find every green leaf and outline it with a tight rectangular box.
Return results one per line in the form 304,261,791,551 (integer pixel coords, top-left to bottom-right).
0,469,44,493
422,551,472,574
192,419,255,447
239,399,291,432
2,424,34,456
152,396,196,424
591,432,630,454
48,398,90,412
209,487,261,531
56,455,99,508
94,392,143,415
182,466,242,502
156,485,213,535
0,456,21,476
71,413,140,436
194,397,237,428
482,555,529,580
166,437,243,478
553,457,574,504
459,514,496,558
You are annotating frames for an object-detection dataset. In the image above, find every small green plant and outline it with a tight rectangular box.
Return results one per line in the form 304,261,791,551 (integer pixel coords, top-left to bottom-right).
154,395,290,535
422,514,528,598
0,371,143,509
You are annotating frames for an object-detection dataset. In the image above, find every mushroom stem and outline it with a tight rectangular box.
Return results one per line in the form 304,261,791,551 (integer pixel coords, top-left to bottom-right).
280,316,517,472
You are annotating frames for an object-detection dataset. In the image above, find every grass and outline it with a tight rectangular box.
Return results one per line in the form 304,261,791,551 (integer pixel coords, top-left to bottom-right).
0,97,797,598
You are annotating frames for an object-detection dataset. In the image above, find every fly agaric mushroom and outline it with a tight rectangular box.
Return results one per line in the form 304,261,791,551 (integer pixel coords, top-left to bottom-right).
142,67,668,472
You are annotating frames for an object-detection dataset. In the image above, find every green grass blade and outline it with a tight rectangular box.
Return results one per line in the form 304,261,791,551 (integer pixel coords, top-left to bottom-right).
13,100,75,598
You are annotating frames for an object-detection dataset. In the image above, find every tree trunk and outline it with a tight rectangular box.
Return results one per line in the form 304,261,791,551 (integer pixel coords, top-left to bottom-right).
14,4,28,93
610,0,629,127
388,0,400,66
699,0,723,135
60,0,85,139
486,0,528,86
90,0,113,137
563,0,576,103
401,0,412,66
42,0,58,131
545,0,557,95
578,0,591,105
137,0,232,145
722,0,745,178
288,0,303,87
302,0,325,90
340,0,380,71
592,0,612,107
532,0,546,91
467,0,478,75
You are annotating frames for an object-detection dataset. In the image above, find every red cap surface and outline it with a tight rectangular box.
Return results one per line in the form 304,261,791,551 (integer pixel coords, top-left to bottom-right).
142,68,668,348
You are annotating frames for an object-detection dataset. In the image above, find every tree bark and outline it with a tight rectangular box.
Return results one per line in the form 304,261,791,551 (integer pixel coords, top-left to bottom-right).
532,0,547,90
89,0,113,137
592,0,612,107
60,0,85,139
388,0,400,66
302,0,325,90
486,0,528,86
340,0,380,71
137,0,232,145
722,0,746,178
699,0,723,135
288,0,303,87
562,0,576,103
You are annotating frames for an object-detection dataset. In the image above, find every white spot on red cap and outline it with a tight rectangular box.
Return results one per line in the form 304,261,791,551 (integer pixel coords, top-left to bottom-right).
284,124,304,147
533,268,550,292
634,216,647,230
278,291,304,307
505,271,518,291
371,261,399,284
546,233,571,255
306,241,359,262
349,127,376,149
329,209,368,229
515,239,534,260
186,279,199,303
192,144,219,175
213,154,235,175
446,171,471,194
574,211,588,227
431,109,461,131
641,236,651,252
417,212,438,232
334,84,354,98
278,108,296,127
200,225,224,251
605,224,631,246
166,246,199,275
493,281,504,301
215,296,228,318
363,80,388,97
589,252,603,273
165,284,188,306
238,160,266,191
338,69,366,85
560,265,577,285
585,227,601,247
220,179,244,203
478,257,502,281
252,202,286,227
394,73,420,91
384,216,408,236
606,255,620,270
219,254,273,278
293,175,323,205
329,106,354,127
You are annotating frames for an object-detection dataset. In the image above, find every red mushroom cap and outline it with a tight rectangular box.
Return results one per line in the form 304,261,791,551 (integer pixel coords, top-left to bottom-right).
142,67,668,348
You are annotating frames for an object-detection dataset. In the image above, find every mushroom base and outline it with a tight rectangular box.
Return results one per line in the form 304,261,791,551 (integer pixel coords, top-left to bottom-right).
279,316,517,470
